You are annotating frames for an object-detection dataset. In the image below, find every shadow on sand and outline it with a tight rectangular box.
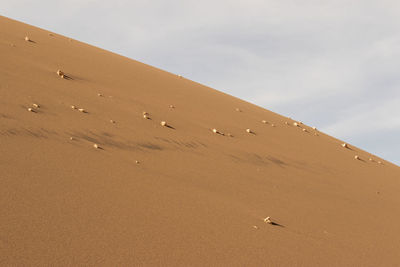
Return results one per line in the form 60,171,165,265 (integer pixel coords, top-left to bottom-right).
269,221,285,227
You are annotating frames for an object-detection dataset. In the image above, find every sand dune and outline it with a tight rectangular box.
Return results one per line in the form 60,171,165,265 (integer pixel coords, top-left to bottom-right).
1,15,399,266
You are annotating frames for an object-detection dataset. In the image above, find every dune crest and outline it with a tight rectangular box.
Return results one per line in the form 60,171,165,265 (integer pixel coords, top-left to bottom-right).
1,15,399,266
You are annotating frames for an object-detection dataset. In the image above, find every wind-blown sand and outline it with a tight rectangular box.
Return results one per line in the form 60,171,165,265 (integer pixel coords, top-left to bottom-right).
1,15,399,266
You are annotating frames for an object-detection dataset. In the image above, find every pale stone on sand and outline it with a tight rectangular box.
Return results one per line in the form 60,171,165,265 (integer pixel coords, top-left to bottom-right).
56,70,64,77
264,217,272,224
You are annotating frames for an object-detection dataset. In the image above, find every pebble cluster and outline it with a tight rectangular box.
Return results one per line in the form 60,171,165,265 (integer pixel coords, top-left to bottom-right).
19,34,383,169
16,32,389,238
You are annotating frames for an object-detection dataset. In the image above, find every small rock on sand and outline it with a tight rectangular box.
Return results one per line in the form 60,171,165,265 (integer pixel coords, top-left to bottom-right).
263,217,272,224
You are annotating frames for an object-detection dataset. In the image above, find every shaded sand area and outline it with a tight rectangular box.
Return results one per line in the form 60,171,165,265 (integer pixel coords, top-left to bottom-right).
1,15,399,266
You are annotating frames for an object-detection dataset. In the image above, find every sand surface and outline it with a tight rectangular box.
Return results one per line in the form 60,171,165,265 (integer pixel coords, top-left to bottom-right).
1,15,400,266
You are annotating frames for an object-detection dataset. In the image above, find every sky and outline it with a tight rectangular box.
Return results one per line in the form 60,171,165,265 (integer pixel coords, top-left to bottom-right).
2,1,400,165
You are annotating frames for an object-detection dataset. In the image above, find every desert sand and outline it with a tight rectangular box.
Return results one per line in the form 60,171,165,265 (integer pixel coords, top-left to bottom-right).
1,15,399,266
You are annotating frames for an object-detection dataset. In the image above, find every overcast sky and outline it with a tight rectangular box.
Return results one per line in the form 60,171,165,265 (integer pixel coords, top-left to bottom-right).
2,1,400,165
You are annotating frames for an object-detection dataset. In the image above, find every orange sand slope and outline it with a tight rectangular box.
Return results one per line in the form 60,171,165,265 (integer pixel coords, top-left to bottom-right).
1,15,399,266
